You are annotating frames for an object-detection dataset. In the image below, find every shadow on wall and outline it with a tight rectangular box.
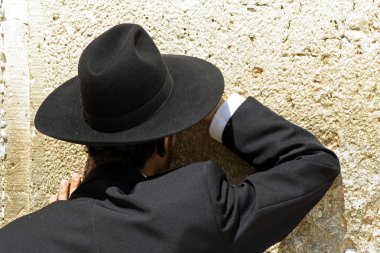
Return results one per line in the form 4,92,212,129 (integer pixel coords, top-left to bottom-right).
277,176,346,253
173,122,346,253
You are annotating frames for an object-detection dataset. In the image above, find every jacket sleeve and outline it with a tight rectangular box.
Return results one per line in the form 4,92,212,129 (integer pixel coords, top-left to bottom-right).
206,96,341,252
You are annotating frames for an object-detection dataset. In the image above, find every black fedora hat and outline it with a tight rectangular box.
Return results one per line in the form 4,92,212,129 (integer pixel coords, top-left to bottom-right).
35,24,224,145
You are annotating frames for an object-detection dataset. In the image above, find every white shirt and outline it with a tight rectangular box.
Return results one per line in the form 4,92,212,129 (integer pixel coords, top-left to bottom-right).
209,93,245,143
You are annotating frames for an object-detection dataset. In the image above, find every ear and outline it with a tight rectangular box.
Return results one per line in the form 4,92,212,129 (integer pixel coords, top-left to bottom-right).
164,135,176,151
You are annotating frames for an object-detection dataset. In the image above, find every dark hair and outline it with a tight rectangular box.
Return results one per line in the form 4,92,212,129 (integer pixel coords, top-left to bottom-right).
86,138,165,169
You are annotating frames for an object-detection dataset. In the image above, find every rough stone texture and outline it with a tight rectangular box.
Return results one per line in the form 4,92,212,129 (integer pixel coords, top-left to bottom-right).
1,0,32,227
0,0,5,223
1,0,379,252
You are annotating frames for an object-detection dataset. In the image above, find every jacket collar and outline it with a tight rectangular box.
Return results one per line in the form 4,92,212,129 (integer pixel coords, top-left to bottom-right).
70,163,146,200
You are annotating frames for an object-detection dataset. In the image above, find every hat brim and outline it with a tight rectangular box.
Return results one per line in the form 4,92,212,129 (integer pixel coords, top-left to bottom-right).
35,55,224,145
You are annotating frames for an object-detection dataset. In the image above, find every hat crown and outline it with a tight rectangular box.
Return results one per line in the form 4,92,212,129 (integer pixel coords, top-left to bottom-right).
78,24,172,131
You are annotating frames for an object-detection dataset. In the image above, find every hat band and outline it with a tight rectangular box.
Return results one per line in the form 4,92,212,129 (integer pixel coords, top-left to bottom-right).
83,73,173,132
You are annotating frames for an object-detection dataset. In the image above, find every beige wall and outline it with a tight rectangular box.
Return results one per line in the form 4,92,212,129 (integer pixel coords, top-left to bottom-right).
1,0,379,252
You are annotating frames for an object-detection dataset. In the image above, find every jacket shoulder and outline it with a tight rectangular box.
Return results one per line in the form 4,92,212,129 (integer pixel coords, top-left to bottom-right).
157,160,226,188
177,160,223,175
0,199,96,252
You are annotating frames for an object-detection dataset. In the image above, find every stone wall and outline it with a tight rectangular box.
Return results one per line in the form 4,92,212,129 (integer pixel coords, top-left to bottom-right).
0,0,379,252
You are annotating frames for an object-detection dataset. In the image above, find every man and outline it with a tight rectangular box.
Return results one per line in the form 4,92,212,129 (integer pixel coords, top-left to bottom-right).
0,24,340,252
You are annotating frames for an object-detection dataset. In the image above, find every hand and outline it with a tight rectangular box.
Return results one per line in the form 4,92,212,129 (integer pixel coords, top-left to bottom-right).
203,97,225,124
49,173,81,203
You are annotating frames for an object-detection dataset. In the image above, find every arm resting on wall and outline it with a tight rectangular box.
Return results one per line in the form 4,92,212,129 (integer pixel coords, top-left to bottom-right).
207,95,341,252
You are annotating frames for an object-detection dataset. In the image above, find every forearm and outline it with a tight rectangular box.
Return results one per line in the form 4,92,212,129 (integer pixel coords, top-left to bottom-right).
221,96,339,173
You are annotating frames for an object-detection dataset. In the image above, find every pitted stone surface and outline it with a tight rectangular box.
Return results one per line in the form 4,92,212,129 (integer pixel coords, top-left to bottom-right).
1,0,379,252
0,0,6,225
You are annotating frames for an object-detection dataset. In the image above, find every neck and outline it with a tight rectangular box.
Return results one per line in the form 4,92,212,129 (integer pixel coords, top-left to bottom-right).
141,152,170,177
84,153,171,178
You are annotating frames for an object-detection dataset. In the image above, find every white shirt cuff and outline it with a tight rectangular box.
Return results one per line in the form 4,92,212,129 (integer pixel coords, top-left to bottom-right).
209,93,246,143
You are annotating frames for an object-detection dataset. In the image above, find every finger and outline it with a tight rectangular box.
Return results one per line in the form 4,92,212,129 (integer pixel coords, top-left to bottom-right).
69,173,81,196
49,194,58,204
57,179,69,200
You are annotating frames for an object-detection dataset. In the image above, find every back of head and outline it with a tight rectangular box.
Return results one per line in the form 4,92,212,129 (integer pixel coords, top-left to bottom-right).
86,138,165,169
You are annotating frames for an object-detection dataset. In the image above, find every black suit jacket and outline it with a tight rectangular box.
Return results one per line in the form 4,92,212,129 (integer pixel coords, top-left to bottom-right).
0,97,340,252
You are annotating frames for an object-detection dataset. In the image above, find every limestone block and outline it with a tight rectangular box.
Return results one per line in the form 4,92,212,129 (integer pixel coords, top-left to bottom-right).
0,0,5,226
1,0,31,226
